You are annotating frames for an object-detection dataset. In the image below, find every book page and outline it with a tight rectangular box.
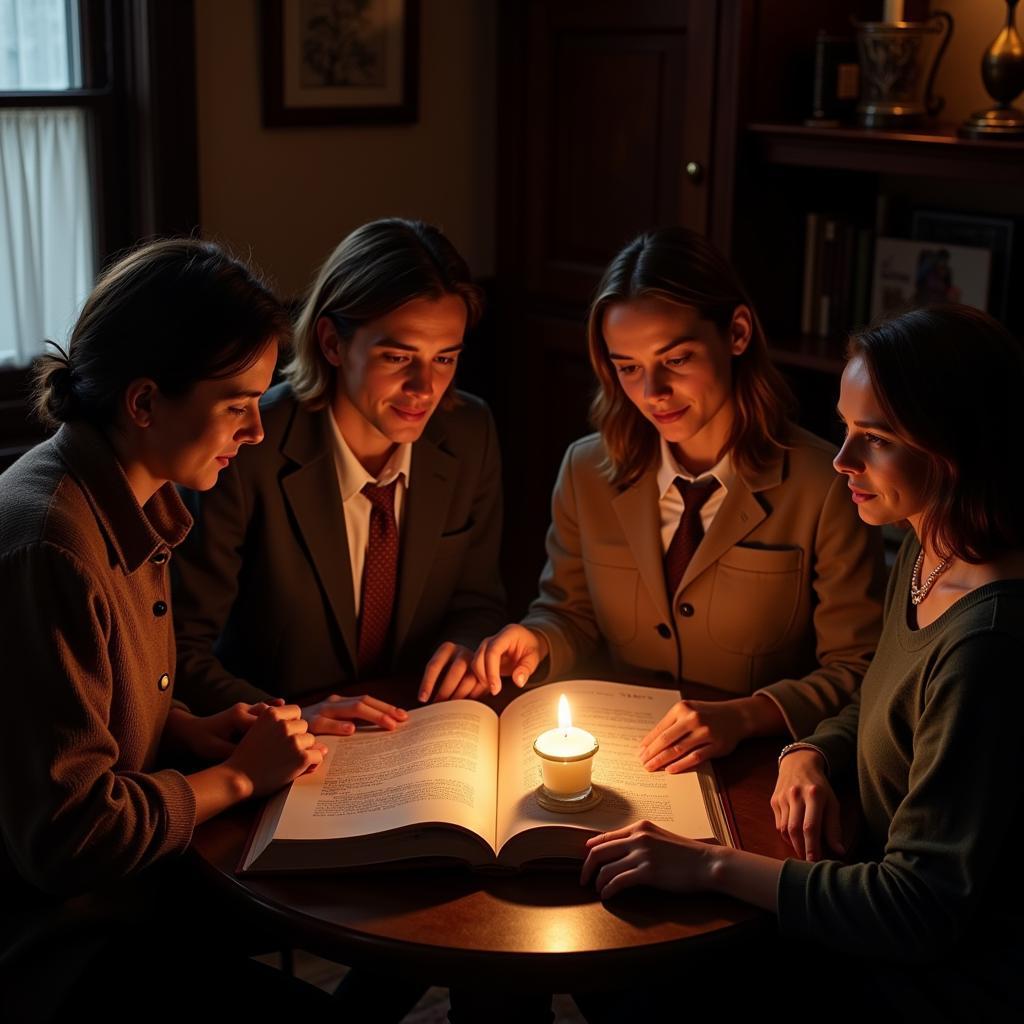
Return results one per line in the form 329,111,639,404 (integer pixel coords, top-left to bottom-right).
495,680,716,855
272,700,500,849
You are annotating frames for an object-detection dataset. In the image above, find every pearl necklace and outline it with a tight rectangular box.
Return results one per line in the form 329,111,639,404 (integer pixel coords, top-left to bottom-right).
910,550,952,606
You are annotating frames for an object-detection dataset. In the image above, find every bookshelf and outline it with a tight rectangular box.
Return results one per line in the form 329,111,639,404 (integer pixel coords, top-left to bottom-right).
734,120,1024,443
747,123,1024,182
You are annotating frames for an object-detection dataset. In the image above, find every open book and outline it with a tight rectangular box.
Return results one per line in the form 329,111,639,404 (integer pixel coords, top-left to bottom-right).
240,680,734,873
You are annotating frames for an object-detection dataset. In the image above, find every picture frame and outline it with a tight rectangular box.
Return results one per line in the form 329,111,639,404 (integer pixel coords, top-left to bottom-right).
870,237,991,322
911,210,1014,322
261,0,420,127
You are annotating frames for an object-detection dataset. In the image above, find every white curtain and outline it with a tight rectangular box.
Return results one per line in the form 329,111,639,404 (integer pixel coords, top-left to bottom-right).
0,107,95,367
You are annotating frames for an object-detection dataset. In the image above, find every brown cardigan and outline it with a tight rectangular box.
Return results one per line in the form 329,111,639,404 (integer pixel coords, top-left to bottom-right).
0,422,196,1018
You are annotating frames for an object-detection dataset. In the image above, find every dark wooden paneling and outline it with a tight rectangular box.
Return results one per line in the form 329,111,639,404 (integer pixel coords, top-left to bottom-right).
495,0,724,611
521,0,716,306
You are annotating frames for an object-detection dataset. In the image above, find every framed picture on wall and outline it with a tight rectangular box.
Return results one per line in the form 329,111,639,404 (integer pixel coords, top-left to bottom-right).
261,0,420,126
911,210,1014,322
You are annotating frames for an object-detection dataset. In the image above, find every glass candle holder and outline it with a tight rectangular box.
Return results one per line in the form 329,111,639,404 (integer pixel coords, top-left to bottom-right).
533,728,599,804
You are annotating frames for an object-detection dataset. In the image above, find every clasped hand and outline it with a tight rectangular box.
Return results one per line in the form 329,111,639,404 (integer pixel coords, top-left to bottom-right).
164,702,271,760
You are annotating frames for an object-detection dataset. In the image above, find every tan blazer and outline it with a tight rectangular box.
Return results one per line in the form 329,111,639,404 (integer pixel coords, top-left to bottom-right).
172,383,506,712
522,427,885,738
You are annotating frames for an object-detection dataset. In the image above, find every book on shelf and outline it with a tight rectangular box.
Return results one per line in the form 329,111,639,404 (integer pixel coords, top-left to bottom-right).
801,212,874,341
240,679,734,874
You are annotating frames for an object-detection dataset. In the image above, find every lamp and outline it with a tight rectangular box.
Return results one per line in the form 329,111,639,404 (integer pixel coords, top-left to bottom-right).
960,1,1024,138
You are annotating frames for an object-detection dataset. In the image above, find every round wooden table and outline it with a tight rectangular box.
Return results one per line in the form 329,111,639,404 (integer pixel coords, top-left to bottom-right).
189,678,790,991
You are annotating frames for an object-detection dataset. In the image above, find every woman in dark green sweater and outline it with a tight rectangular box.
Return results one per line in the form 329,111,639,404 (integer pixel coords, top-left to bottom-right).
579,305,1024,1020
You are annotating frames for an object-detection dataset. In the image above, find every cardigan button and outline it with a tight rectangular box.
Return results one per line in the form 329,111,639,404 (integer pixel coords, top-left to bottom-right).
150,551,169,565
153,600,168,617
655,623,672,639
157,673,170,692
678,602,694,618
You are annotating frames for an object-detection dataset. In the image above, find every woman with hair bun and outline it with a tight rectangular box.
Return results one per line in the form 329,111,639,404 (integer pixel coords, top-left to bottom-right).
471,226,884,767
0,238,333,1020
580,304,1024,1021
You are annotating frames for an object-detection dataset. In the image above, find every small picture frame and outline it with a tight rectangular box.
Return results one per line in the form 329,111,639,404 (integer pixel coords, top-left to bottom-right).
870,238,992,322
261,0,420,127
911,210,1014,321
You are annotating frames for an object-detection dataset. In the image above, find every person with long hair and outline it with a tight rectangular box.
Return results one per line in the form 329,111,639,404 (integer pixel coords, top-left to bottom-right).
579,305,1024,1020
0,239,333,1020
461,226,883,767
172,218,506,734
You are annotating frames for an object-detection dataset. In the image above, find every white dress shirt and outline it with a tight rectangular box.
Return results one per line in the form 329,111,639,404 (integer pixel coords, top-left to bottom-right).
656,437,734,554
328,414,412,617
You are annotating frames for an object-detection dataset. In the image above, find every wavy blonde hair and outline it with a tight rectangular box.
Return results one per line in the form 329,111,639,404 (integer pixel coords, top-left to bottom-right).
286,218,484,410
588,227,795,490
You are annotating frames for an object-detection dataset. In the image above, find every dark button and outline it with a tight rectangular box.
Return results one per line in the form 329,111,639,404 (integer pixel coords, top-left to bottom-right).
153,600,168,617
679,602,695,618
656,623,672,639
150,551,168,565
157,673,170,692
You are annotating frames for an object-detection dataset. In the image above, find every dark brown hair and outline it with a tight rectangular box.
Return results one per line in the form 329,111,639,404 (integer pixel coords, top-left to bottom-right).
587,226,795,489
286,218,484,410
849,304,1024,562
32,238,288,429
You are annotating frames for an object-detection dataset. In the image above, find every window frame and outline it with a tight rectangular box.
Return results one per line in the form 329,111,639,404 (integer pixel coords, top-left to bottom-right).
0,0,199,457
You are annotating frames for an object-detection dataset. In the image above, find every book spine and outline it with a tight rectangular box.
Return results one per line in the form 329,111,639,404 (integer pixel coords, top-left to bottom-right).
851,227,874,330
831,221,856,339
817,218,837,339
800,212,820,336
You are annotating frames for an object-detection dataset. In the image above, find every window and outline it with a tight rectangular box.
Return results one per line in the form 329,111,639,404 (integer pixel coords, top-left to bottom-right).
0,0,95,368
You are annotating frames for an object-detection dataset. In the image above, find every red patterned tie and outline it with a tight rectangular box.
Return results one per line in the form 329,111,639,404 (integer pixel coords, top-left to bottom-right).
358,479,400,674
664,477,720,597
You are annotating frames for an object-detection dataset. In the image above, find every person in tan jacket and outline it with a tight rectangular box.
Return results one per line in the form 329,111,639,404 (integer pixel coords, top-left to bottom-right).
464,227,885,771
0,239,333,1020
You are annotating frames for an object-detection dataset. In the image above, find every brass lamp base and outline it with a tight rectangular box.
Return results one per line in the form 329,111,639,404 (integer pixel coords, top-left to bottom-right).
959,105,1024,138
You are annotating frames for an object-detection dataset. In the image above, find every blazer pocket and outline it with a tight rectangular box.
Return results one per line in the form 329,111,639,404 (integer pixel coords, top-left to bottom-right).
584,558,639,645
433,521,474,559
707,545,803,655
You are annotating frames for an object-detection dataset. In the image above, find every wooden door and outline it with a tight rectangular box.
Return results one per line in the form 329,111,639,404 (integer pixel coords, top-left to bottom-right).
495,0,722,611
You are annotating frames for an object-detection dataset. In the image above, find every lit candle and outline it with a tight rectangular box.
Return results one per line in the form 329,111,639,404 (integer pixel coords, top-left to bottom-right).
533,694,599,803
883,1,904,23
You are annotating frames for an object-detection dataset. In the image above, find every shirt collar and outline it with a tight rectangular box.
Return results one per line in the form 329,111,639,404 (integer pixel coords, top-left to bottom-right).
53,422,192,573
328,413,412,501
657,437,735,500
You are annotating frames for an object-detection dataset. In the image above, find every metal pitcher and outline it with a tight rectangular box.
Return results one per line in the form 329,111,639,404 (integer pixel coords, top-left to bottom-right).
854,11,954,130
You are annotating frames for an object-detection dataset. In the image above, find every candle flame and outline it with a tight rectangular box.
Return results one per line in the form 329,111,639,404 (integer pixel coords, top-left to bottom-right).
558,694,572,734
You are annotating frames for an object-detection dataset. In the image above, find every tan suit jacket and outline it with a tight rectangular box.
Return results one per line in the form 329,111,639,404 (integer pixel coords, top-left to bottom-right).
172,384,506,711
522,427,885,738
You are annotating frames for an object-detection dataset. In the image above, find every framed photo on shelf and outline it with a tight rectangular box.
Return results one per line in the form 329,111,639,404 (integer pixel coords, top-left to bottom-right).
911,210,1014,322
870,237,991,323
261,0,420,127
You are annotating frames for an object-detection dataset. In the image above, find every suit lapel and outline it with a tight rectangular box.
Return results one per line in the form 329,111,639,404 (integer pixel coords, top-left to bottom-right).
280,406,358,669
393,427,457,655
612,469,672,625
678,451,784,593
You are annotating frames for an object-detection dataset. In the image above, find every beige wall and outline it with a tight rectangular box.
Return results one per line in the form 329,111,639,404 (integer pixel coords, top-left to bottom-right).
194,0,497,300
932,0,1008,127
